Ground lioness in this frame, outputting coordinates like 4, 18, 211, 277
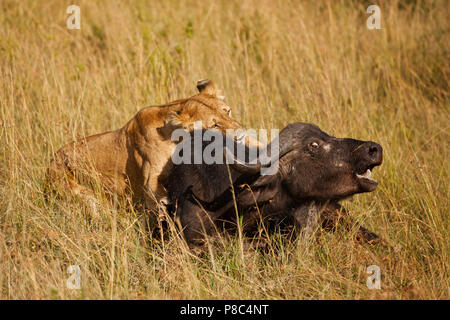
47, 80, 243, 209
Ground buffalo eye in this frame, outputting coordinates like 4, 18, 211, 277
310, 142, 320, 149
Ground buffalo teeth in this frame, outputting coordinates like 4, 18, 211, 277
363, 169, 372, 179
357, 169, 376, 182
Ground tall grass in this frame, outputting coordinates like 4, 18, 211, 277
0, 0, 448, 299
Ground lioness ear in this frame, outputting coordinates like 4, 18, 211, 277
196, 79, 225, 100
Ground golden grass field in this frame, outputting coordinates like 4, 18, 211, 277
0, 0, 448, 299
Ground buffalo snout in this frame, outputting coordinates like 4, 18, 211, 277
361, 141, 383, 165
353, 141, 383, 192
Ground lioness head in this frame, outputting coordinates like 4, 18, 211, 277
162, 79, 242, 135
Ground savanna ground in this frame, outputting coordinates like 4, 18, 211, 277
0, 0, 448, 299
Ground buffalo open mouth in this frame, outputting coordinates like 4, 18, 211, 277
356, 163, 381, 191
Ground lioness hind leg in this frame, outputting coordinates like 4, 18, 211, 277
46, 153, 103, 216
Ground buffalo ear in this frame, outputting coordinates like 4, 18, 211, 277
196, 79, 225, 100
251, 173, 280, 188
237, 174, 281, 206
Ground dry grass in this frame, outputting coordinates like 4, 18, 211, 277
0, 0, 448, 299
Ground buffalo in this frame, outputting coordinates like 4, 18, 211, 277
165, 122, 383, 246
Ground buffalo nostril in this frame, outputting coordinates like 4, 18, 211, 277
367, 143, 382, 162
369, 146, 378, 156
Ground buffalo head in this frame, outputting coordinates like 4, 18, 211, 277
234, 123, 383, 205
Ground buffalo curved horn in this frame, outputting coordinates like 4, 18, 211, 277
224, 147, 261, 175
225, 140, 294, 175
